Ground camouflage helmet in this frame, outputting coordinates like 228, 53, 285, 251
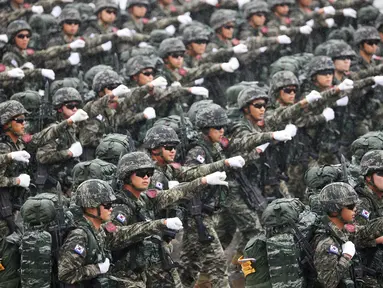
127, 0, 149, 8
7, 20, 32, 40
58, 8, 82, 25
360, 150, 383, 176
95, 133, 132, 164
267, 0, 294, 8
143, 126, 180, 149
117, 152, 155, 180
354, 26, 380, 46
50, 78, 82, 96
351, 132, 383, 164
10, 90, 41, 111
158, 38, 186, 58
92, 70, 122, 93
319, 182, 359, 214
327, 40, 356, 59
187, 99, 213, 125
0, 100, 29, 125
149, 29, 170, 47
182, 25, 210, 45
269, 71, 299, 101
226, 82, 260, 106
328, 26, 355, 43
306, 56, 335, 78
53, 87, 82, 109
357, 6, 380, 26
209, 9, 237, 30
195, 105, 229, 128
75, 179, 116, 208
237, 85, 269, 110
29, 14, 59, 36
84, 65, 113, 86
95, 0, 118, 14
125, 55, 155, 77
376, 13, 383, 31
243, 1, 269, 19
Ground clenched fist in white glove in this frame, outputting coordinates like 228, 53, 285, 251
226, 156, 246, 168
150, 76, 168, 87
112, 85, 130, 97
165, 25, 176, 36
229, 57, 240, 70
177, 13, 192, 24
138, 42, 149, 48
259, 46, 268, 53
69, 39, 85, 49
203, 0, 218, 6
306, 19, 314, 28
205, 171, 228, 186
190, 87, 209, 98
101, 41, 112, 51
51, 6, 62, 17
322, 107, 335, 122
165, 217, 183, 230
69, 142, 83, 157
305, 90, 322, 103
338, 79, 354, 91
31, 5, 44, 14
98, 258, 110, 274
117, 28, 132, 38
143, 107, 156, 119
336, 96, 349, 106
233, 43, 248, 54
323, 6, 336, 15
7, 68, 25, 79
221, 62, 234, 72
11, 151, 30, 163
41, 69, 55, 80
17, 174, 30, 188
325, 18, 335, 28
374, 76, 383, 86
68, 53, 80, 66
343, 8, 356, 18
0, 34, 8, 43
285, 124, 297, 137
277, 35, 291, 44
168, 181, 180, 189
342, 241, 355, 258
273, 130, 292, 142
256, 142, 270, 153
299, 25, 313, 35
21, 62, 34, 70
194, 78, 204, 85
69, 109, 89, 123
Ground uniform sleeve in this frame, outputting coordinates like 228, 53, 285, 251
184, 146, 207, 167
28, 120, 71, 151
180, 63, 222, 86
58, 229, 101, 284
175, 159, 226, 182
350, 64, 383, 81
229, 125, 273, 155
0, 143, 18, 187
36, 140, 71, 165
28, 44, 71, 67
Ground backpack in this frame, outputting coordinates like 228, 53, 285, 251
243, 198, 318, 288
269, 53, 313, 80
95, 133, 135, 165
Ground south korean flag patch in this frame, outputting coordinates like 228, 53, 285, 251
74, 244, 85, 257
328, 245, 339, 255
116, 213, 126, 224
361, 209, 370, 220
196, 155, 205, 163
155, 182, 163, 190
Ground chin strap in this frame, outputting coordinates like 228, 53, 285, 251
84, 206, 103, 221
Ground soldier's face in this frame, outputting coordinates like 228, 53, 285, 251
100, 9, 117, 24
10, 115, 26, 136
340, 204, 356, 223
362, 41, 379, 55
161, 144, 177, 162
249, 99, 267, 121
14, 30, 30, 50
274, 4, 289, 16
12, 0, 24, 4
136, 68, 154, 85
220, 22, 235, 39
299, 0, 312, 7
62, 21, 80, 36
130, 5, 147, 18
167, 53, 184, 69
334, 58, 351, 73
372, 173, 383, 194
190, 41, 207, 55
278, 86, 296, 104
208, 127, 224, 143
130, 170, 153, 190
315, 73, 333, 89
62, 102, 79, 119
100, 203, 113, 221
250, 13, 266, 27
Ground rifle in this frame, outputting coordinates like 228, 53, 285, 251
341, 154, 349, 184
188, 194, 214, 244
175, 102, 188, 164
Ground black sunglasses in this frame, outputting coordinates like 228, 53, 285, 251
102, 203, 113, 210
212, 126, 226, 130
193, 39, 208, 45
13, 118, 26, 124
252, 102, 267, 109
65, 103, 80, 110
223, 25, 235, 30
135, 169, 154, 178
16, 34, 30, 39
364, 40, 380, 46
335, 56, 352, 61
169, 52, 184, 59
282, 87, 297, 94
64, 20, 80, 25
317, 69, 334, 76
254, 12, 266, 17
105, 84, 120, 91
105, 9, 117, 15
375, 171, 383, 177
141, 71, 154, 77
133, 4, 147, 8
163, 144, 177, 151
345, 204, 356, 211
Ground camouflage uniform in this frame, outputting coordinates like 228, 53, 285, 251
150, 0, 205, 18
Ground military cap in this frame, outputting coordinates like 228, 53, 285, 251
125, 55, 155, 77
153, 115, 198, 141
319, 182, 359, 214
243, 1, 269, 19
158, 38, 186, 58
149, 29, 170, 47
183, 25, 210, 45
328, 40, 356, 59
0, 100, 29, 125
195, 105, 229, 128
92, 70, 122, 93
306, 56, 334, 78
53, 87, 82, 109
75, 179, 116, 208
143, 126, 180, 149
209, 9, 237, 30
354, 26, 380, 45
7, 20, 32, 40
10, 91, 41, 111
127, 0, 149, 8
237, 85, 269, 110
95, 0, 118, 14
58, 8, 82, 25
360, 150, 383, 176
357, 6, 380, 26
84, 65, 113, 86
267, 0, 294, 8
117, 152, 155, 180
269, 71, 299, 102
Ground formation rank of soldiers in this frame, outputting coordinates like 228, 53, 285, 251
1, 0, 383, 287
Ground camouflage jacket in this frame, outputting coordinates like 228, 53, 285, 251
150, 0, 204, 18
122, 17, 178, 34
354, 185, 383, 226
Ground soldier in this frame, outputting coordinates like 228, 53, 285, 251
351, 26, 381, 71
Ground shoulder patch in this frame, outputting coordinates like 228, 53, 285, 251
22, 134, 32, 143
23, 3, 31, 8
146, 189, 158, 198
196, 155, 205, 163
155, 182, 163, 190
284, 17, 292, 25
96, 114, 103, 121
104, 222, 117, 232
142, 18, 149, 24
328, 245, 339, 255
170, 5, 177, 12
344, 224, 355, 233
112, 27, 118, 32
10, 59, 18, 68
26, 49, 35, 56
74, 244, 85, 256
361, 209, 370, 220
178, 68, 188, 76
116, 213, 126, 224
0, 64, 5, 72
261, 26, 269, 34
232, 38, 240, 46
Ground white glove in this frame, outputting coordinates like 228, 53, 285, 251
69, 109, 89, 123
205, 171, 228, 187
227, 156, 245, 168
117, 28, 132, 38
68, 52, 80, 66
7, 68, 25, 79
143, 107, 156, 119
325, 18, 335, 28
306, 19, 314, 27
20, 62, 34, 70
51, 5, 62, 17
237, 0, 250, 9
336, 96, 349, 106
61, 0, 75, 2
112, 85, 130, 97
338, 79, 354, 91
0, 34, 8, 43
273, 130, 292, 141
41, 69, 55, 80
259, 46, 268, 53
69, 39, 86, 50
256, 142, 270, 153
277, 35, 291, 44
165, 25, 176, 36
17, 174, 30, 188
171, 81, 182, 87
98, 258, 110, 274
322, 107, 335, 122
168, 180, 180, 189
299, 25, 313, 35
101, 41, 112, 51
119, 0, 128, 10
204, 0, 218, 6
177, 13, 192, 24
31, 5, 44, 14
323, 6, 336, 15
190, 87, 209, 98
343, 8, 356, 18
233, 43, 248, 54
305, 90, 322, 103
138, 42, 149, 48
69, 142, 83, 158
150, 76, 168, 87
279, 25, 288, 31
11, 151, 30, 163
165, 217, 183, 230
221, 62, 234, 73
194, 78, 204, 85
342, 241, 355, 258
229, 57, 240, 70
374, 76, 383, 86
285, 124, 297, 137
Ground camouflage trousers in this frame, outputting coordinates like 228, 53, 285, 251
179, 215, 230, 288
